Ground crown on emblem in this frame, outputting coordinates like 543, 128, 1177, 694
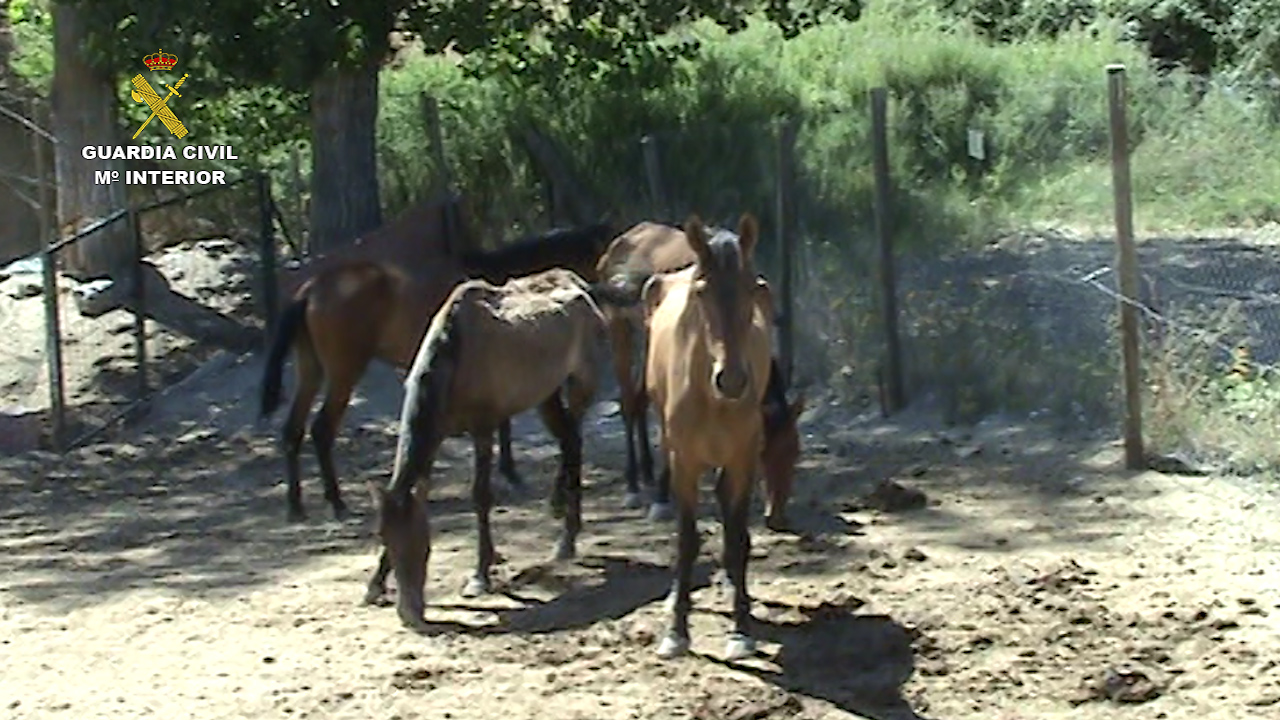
143, 49, 178, 72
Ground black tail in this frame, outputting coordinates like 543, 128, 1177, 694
259, 296, 310, 418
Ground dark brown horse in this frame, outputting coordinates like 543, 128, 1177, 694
364, 268, 633, 628
596, 221, 804, 529
259, 222, 618, 522
643, 213, 774, 660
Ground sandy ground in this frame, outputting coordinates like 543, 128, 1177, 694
2, 350, 1280, 720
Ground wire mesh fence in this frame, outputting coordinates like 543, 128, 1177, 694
27, 174, 277, 451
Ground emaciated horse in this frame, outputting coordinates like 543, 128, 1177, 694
596, 221, 804, 529
364, 268, 632, 629
643, 213, 774, 660
259, 222, 618, 522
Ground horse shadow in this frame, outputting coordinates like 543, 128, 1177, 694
402, 554, 712, 636
694, 598, 933, 720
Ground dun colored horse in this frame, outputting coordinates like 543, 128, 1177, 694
596, 221, 804, 529
643, 213, 774, 660
364, 268, 631, 629
259, 223, 617, 522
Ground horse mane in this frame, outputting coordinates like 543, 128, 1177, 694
385, 285, 470, 501
460, 223, 618, 281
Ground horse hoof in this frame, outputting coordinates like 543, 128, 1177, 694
363, 589, 392, 607
622, 492, 644, 509
764, 513, 789, 532
286, 507, 307, 523
647, 502, 673, 522
460, 576, 490, 598
398, 612, 430, 633
656, 634, 691, 659
332, 503, 351, 521
724, 633, 757, 661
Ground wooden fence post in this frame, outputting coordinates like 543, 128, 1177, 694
774, 117, 798, 385
1106, 64, 1146, 470
421, 93, 463, 253
640, 134, 670, 220
287, 143, 305, 254
31, 96, 65, 450
870, 87, 906, 413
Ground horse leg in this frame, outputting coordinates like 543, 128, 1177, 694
363, 548, 393, 606
612, 319, 644, 509
496, 417, 525, 492
537, 393, 582, 560
657, 455, 702, 659
310, 370, 360, 521
648, 404, 675, 523
461, 428, 497, 598
716, 465, 757, 661
636, 385, 656, 487
648, 464, 674, 522
281, 342, 322, 523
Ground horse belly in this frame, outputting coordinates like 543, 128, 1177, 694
463, 319, 586, 419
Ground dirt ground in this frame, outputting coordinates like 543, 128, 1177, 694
2, 348, 1279, 720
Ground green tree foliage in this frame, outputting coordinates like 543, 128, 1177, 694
936, 0, 1280, 78
413, 1, 863, 95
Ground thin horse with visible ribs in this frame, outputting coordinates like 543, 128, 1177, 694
643, 213, 775, 660
259, 221, 618, 523
596, 221, 804, 529
364, 268, 637, 629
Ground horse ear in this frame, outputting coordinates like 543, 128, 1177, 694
683, 214, 712, 267
737, 213, 759, 260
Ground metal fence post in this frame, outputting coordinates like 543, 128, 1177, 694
258, 171, 279, 344
129, 204, 147, 400
31, 95, 66, 450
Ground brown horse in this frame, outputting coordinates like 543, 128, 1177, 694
259, 222, 618, 522
596, 221, 804, 528
643, 213, 774, 661
364, 268, 630, 629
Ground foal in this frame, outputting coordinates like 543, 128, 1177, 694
643, 213, 774, 660
364, 269, 619, 629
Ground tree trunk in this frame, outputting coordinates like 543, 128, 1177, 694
51, 1, 130, 280
0, 0, 14, 77
307, 61, 382, 253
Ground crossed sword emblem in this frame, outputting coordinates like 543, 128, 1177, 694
131, 73, 190, 139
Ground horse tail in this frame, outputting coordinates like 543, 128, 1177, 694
259, 294, 310, 419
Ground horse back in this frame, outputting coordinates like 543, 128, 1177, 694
446, 269, 604, 423
596, 221, 697, 282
